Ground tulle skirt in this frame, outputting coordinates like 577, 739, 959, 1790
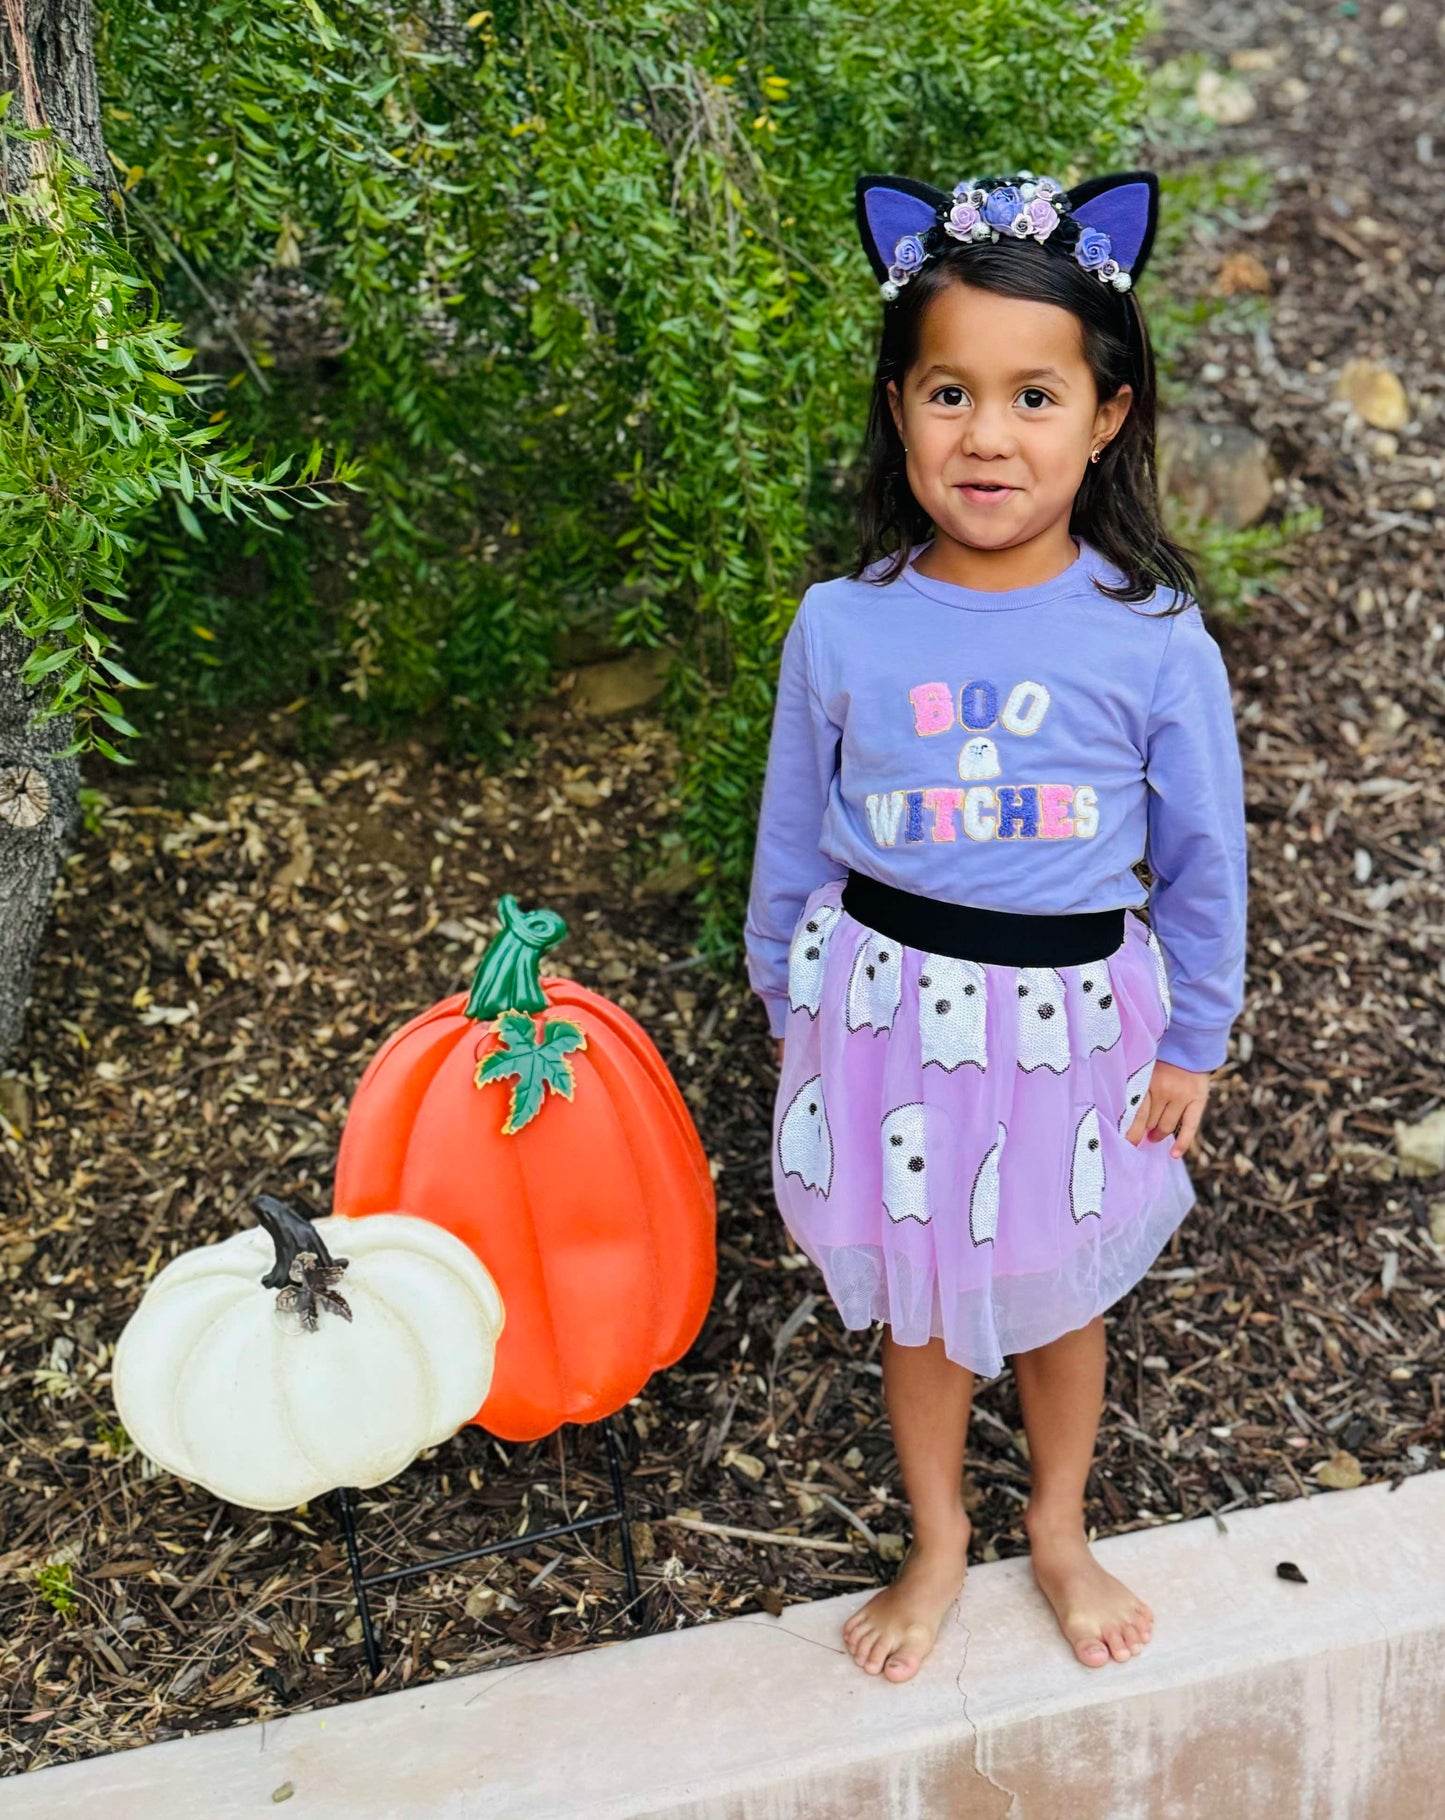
771, 876, 1196, 1379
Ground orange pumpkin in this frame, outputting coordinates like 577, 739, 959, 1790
332, 894, 717, 1442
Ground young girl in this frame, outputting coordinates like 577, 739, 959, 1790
743, 166, 1247, 1684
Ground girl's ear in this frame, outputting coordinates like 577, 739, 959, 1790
1065, 170, 1160, 283
855, 174, 951, 283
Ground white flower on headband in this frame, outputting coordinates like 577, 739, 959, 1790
876, 170, 1135, 299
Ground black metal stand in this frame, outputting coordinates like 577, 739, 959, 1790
331, 1415, 642, 1677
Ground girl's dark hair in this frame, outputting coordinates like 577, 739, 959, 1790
849, 238, 1198, 616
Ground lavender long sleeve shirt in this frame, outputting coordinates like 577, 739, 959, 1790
743, 539, 1248, 1072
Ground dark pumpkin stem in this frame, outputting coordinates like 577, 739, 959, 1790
464, 893, 568, 1021
254, 1192, 340, 1290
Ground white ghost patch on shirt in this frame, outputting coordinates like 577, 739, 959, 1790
777, 1073, 834, 1196
957, 735, 1000, 781
969, 1119, 1007, 1246
1118, 1059, 1154, 1136
1144, 924, 1173, 1026
1074, 960, 1122, 1056
788, 901, 842, 1019
846, 930, 903, 1034
1069, 1104, 1105, 1222
881, 1101, 930, 1225
1015, 967, 1071, 1074
919, 953, 989, 1072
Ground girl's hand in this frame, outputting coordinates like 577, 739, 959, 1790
1124, 1059, 1210, 1159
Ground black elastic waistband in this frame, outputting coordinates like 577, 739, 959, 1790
840, 869, 1125, 967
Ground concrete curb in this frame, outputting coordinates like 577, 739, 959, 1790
5, 1472, 1443, 1818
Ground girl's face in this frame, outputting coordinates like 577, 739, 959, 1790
887, 280, 1133, 558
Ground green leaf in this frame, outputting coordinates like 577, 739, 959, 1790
474, 1011, 587, 1133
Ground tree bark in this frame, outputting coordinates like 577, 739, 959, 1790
0, 629, 80, 1057
0, 0, 103, 1060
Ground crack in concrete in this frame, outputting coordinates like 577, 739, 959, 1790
951, 1594, 1020, 1816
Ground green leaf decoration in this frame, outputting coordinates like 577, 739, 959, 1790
474, 1008, 588, 1135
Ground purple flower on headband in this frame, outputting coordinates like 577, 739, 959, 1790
891, 233, 927, 273
1075, 226, 1113, 271
982, 186, 1023, 229
946, 200, 980, 236
1024, 197, 1059, 238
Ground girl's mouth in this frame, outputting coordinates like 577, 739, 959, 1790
956, 483, 1016, 504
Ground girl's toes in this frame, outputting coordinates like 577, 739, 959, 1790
1121, 1620, 1144, 1654
864, 1633, 893, 1675
883, 1649, 922, 1682
1075, 1635, 1110, 1667
1104, 1627, 1130, 1662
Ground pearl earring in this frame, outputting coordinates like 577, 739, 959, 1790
1090, 445, 1102, 463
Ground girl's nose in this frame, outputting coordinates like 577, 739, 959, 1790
960, 404, 1016, 456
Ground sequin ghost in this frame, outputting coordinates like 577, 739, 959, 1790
847, 930, 903, 1034
788, 901, 843, 1019
1074, 960, 1122, 1056
969, 1120, 1007, 1246
1118, 1059, 1154, 1136
880, 1101, 930, 1225
1015, 967, 1072, 1074
919, 953, 989, 1072
1069, 1104, 1105, 1222
777, 1073, 834, 1196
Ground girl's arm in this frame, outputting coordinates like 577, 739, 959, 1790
743, 593, 846, 1039
1142, 602, 1249, 1073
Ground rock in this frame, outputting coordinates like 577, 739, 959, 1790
1314, 1450, 1364, 1491
1334, 360, 1410, 431
1395, 1107, 1445, 1178
1194, 69, 1257, 124
1228, 46, 1285, 73
1213, 251, 1271, 296
1158, 417, 1276, 531
567, 648, 672, 717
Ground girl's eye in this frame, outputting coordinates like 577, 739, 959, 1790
927, 384, 1054, 408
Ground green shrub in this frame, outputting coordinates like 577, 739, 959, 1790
76, 0, 1156, 967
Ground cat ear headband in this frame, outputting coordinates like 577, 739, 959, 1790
856, 168, 1159, 302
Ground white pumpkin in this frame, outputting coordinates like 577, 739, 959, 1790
112, 1196, 505, 1512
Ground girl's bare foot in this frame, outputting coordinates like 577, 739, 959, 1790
1023, 1506, 1154, 1668
841, 1514, 971, 1682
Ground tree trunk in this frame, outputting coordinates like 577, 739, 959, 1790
0, 0, 103, 1060
0, 629, 80, 1056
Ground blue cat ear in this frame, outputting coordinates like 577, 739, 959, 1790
855, 174, 950, 283
1065, 170, 1160, 281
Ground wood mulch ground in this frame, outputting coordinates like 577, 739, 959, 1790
2, 0, 1443, 1776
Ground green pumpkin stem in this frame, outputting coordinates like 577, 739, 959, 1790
464, 894, 568, 1020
